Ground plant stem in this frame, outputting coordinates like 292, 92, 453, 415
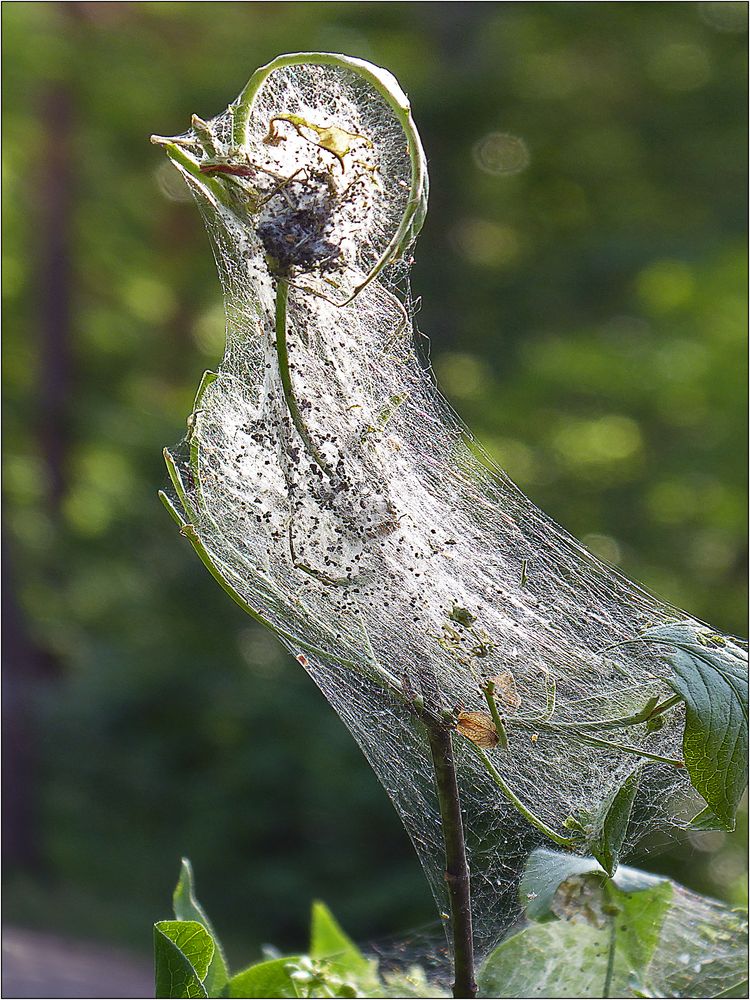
602, 913, 617, 999
274, 279, 335, 478
515, 694, 682, 734
482, 681, 509, 750
568, 731, 684, 769
465, 739, 575, 850
423, 715, 477, 999
414, 662, 476, 999
150, 140, 233, 209
647, 693, 683, 720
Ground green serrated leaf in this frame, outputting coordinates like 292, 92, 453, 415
589, 766, 642, 876
226, 956, 302, 998
310, 901, 373, 980
173, 858, 229, 996
154, 920, 213, 998
645, 623, 748, 830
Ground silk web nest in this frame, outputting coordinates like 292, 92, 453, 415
154, 54, 747, 966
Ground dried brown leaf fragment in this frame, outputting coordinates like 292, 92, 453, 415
457, 711, 499, 748
489, 671, 521, 711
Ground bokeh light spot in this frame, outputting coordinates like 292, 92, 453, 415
513, 51, 581, 100
648, 42, 711, 92
636, 259, 694, 313
453, 218, 522, 269
582, 533, 623, 565
552, 415, 643, 466
435, 352, 492, 400
486, 437, 540, 485
63, 487, 114, 538
193, 303, 227, 357
122, 274, 177, 324
473, 132, 530, 176
645, 476, 727, 525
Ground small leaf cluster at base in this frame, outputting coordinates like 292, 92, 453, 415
154, 859, 444, 998
155, 856, 747, 999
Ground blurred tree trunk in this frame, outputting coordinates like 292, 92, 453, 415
2, 14, 76, 866
1, 543, 56, 868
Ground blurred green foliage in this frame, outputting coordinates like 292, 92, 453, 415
2, 1, 746, 963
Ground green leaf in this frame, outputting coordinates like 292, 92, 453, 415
172, 858, 229, 996
689, 805, 729, 831
226, 957, 301, 999
588, 766, 642, 876
154, 920, 214, 998
505, 851, 750, 997
646, 623, 748, 830
520, 849, 609, 922
655, 902, 748, 998
476, 922, 589, 997
173, 859, 212, 927
309, 901, 373, 979
479, 879, 672, 999
485, 855, 673, 998
715, 979, 749, 999
520, 848, 665, 922
477, 918, 618, 998
613, 880, 673, 973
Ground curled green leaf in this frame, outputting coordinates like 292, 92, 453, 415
172, 858, 229, 996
